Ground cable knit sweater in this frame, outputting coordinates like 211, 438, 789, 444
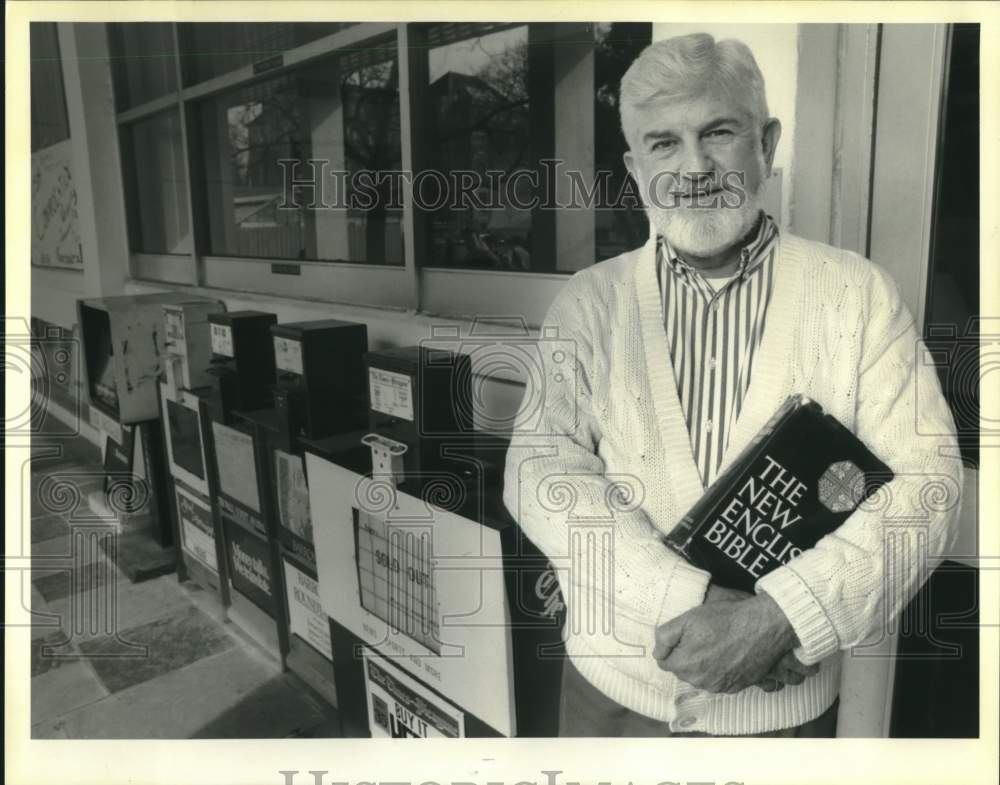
502, 232, 963, 735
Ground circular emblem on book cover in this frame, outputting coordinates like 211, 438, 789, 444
819, 460, 866, 513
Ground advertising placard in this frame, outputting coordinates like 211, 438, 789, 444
364, 650, 464, 738
284, 558, 332, 660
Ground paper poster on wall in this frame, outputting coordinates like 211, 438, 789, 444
31, 138, 83, 269
364, 651, 464, 738
176, 484, 217, 574
275, 449, 311, 541
283, 559, 332, 660
211, 422, 260, 512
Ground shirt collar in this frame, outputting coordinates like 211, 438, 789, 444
658, 212, 779, 283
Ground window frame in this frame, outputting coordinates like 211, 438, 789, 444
111, 21, 605, 324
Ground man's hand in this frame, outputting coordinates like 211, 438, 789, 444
701, 584, 818, 692
653, 591, 803, 694
705, 583, 753, 604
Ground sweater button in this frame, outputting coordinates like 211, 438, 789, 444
677, 715, 698, 728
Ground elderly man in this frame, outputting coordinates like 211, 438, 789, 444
503, 33, 962, 737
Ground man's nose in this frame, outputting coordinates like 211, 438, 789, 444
679, 142, 715, 188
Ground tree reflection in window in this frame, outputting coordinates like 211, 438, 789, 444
426, 24, 534, 271
202, 41, 402, 264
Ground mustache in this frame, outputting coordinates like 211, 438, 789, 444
641, 166, 765, 203
668, 186, 725, 198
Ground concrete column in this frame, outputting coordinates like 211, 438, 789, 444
60, 23, 131, 299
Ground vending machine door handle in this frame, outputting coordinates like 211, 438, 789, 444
361, 432, 408, 486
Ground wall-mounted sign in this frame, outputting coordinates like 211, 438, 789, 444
284, 558, 332, 660
364, 649, 465, 738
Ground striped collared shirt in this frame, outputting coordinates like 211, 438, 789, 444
656, 212, 779, 486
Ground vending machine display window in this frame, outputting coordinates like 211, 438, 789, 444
167, 399, 204, 478
212, 420, 261, 516
159, 385, 211, 498
275, 449, 311, 542
175, 483, 217, 576
79, 304, 118, 416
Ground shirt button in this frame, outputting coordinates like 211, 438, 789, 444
708, 356, 717, 370
705, 420, 714, 433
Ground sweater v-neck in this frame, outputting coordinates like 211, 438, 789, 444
632, 232, 804, 512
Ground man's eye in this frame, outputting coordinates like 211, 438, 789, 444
651, 139, 676, 152
705, 129, 734, 140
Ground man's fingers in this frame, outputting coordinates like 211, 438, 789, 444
704, 584, 754, 604
762, 653, 818, 687
780, 653, 819, 678
757, 677, 785, 693
774, 667, 805, 686
652, 619, 684, 660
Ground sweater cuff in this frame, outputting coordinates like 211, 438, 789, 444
756, 566, 839, 665
656, 558, 711, 625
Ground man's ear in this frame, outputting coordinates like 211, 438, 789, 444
761, 118, 782, 174
623, 149, 637, 183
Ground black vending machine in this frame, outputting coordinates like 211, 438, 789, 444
237, 319, 369, 707
201, 310, 283, 656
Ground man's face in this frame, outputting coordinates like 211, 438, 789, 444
623, 86, 781, 258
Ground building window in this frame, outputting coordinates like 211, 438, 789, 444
105, 22, 664, 319
420, 23, 554, 272
108, 23, 178, 111
195, 37, 402, 264
30, 22, 71, 151
121, 109, 192, 255
177, 23, 353, 86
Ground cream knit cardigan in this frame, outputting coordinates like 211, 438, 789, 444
503, 232, 963, 735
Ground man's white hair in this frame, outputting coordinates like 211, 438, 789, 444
620, 33, 769, 149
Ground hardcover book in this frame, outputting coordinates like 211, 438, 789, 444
664, 394, 894, 593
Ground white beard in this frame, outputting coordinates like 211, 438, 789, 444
647, 158, 768, 258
